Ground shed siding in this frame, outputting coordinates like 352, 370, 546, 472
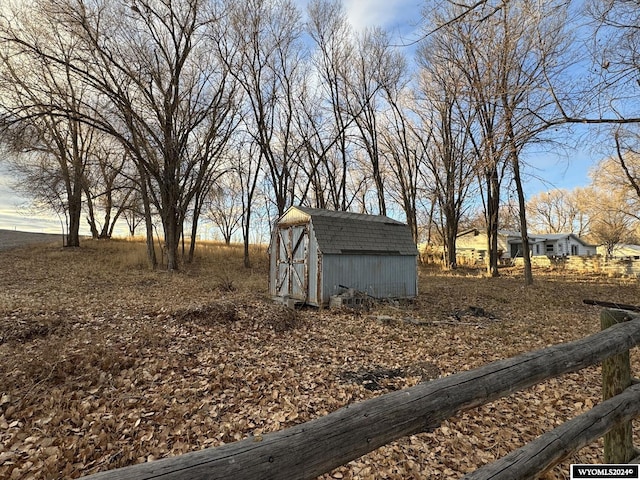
268, 229, 278, 297
307, 225, 320, 306
321, 254, 417, 305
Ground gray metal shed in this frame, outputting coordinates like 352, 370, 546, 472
268, 206, 419, 306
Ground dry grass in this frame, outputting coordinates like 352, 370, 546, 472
1, 240, 640, 479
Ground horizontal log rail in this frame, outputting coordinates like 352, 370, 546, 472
82, 316, 640, 480
583, 299, 640, 313
464, 383, 640, 480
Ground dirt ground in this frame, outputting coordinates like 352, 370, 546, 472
1, 239, 640, 479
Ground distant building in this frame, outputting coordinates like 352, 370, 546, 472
268, 206, 418, 307
456, 229, 597, 264
596, 244, 640, 259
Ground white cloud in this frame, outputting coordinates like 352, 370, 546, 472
0, 169, 63, 234
296, 0, 422, 44
342, 0, 422, 37
0, 169, 27, 206
0, 209, 63, 234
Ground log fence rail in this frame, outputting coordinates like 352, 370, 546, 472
82, 309, 640, 480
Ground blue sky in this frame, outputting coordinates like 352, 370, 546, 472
314, 0, 600, 198
0, 0, 600, 235
341, 0, 424, 41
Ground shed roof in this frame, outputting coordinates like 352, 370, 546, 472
279, 206, 418, 256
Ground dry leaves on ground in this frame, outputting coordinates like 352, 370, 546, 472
1, 240, 639, 479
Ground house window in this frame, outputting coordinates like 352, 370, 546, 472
571, 245, 578, 255
535, 245, 540, 255
546, 244, 554, 253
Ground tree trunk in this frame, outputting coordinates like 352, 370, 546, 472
139, 168, 157, 269
502, 83, 533, 284
243, 209, 252, 268
66, 189, 83, 247
406, 204, 418, 245
163, 208, 180, 271
445, 221, 457, 269
107, 204, 126, 239
188, 211, 199, 264
512, 157, 533, 285
84, 188, 100, 239
99, 190, 113, 239
486, 169, 500, 277
372, 158, 386, 216
187, 185, 207, 264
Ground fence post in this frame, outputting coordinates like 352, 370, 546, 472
601, 308, 635, 463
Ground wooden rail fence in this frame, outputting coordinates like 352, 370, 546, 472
82, 309, 640, 480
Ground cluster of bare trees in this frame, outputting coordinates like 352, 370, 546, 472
527, 155, 640, 257
0, 0, 639, 277
529, 0, 640, 259
0, 0, 237, 270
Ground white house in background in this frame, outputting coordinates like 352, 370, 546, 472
527, 233, 598, 257
456, 229, 597, 263
596, 244, 640, 259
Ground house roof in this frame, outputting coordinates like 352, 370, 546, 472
516, 232, 595, 247
279, 206, 418, 256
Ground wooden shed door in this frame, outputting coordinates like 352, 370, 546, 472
276, 225, 308, 300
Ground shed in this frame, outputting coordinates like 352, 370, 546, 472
268, 206, 419, 306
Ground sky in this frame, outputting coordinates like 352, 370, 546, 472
0, 166, 68, 234
0, 0, 601, 235
335, 0, 601, 195
341, 0, 424, 42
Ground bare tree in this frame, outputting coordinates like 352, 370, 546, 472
580, 0, 640, 123
420, 0, 569, 281
527, 189, 583, 235
537, 1, 640, 237
206, 173, 243, 245
0, 4, 102, 247
294, 78, 365, 212
120, 189, 146, 237
234, 139, 264, 268
307, 0, 355, 212
217, 0, 306, 217
584, 186, 637, 256
83, 140, 135, 239
600, 128, 640, 220
416, 37, 477, 269
346, 28, 404, 216
496, 0, 570, 284
379, 86, 424, 243
589, 151, 640, 232
426, 1, 511, 276
1, 0, 239, 270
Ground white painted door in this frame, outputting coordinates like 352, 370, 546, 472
276, 225, 308, 300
